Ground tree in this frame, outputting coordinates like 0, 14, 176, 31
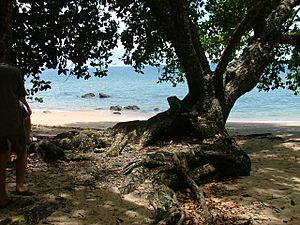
3, 1, 299, 223
6, 0, 299, 139
109, 0, 300, 147
107, 2, 300, 222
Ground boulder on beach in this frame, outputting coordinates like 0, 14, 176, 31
110, 105, 122, 111
99, 93, 111, 98
124, 105, 140, 111
81, 93, 96, 98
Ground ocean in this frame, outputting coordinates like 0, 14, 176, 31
25, 66, 300, 122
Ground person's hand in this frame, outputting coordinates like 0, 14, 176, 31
27, 107, 32, 116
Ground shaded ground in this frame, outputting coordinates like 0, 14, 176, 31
0, 124, 299, 225
181, 132, 300, 225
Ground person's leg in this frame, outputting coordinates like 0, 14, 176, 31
9, 135, 27, 193
0, 138, 11, 205
15, 144, 27, 193
15, 145, 34, 195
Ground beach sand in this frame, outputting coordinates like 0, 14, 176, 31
31, 109, 300, 137
31, 109, 153, 129
1, 109, 299, 224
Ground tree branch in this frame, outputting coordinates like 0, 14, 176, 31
213, 5, 264, 101
223, 0, 298, 118
145, 0, 209, 106
279, 32, 300, 46
214, 6, 264, 79
291, 0, 300, 7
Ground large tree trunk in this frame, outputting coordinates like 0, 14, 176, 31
110, 0, 296, 151
110, 90, 226, 153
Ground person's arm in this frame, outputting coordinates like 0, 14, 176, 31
19, 96, 32, 116
15, 67, 32, 116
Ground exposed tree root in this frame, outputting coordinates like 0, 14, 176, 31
120, 136, 251, 224
173, 153, 216, 225
109, 96, 193, 155
150, 183, 185, 225
111, 95, 250, 223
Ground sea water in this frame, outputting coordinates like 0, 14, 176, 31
25, 66, 300, 122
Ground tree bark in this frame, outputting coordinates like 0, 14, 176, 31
173, 153, 216, 225
110, 0, 298, 155
120, 134, 250, 223
222, 0, 298, 119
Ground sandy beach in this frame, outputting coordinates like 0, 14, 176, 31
1, 108, 299, 224
31, 109, 154, 129
31, 108, 300, 136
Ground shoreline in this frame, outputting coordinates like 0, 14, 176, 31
31, 108, 154, 129
31, 108, 300, 137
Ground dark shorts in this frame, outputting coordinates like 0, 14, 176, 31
0, 135, 26, 154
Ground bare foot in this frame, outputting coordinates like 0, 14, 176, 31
16, 186, 35, 196
16, 184, 27, 193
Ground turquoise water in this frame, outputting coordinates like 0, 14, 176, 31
25, 66, 300, 122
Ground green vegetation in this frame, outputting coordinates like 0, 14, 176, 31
1, 0, 299, 95
1, 0, 299, 140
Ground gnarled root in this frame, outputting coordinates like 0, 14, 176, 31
120, 137, 250, 224
109, 96, 189, 155
173, 153, 216, 225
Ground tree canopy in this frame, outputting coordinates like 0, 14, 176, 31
3, 3, 299, 222
11, 0, 118, 95
6, 0, 300, 96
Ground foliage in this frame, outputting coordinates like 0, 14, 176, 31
10, 0, 300, 95
13, 0, 119, 94
258, 5, 300, 95
112, 0, 300, 93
